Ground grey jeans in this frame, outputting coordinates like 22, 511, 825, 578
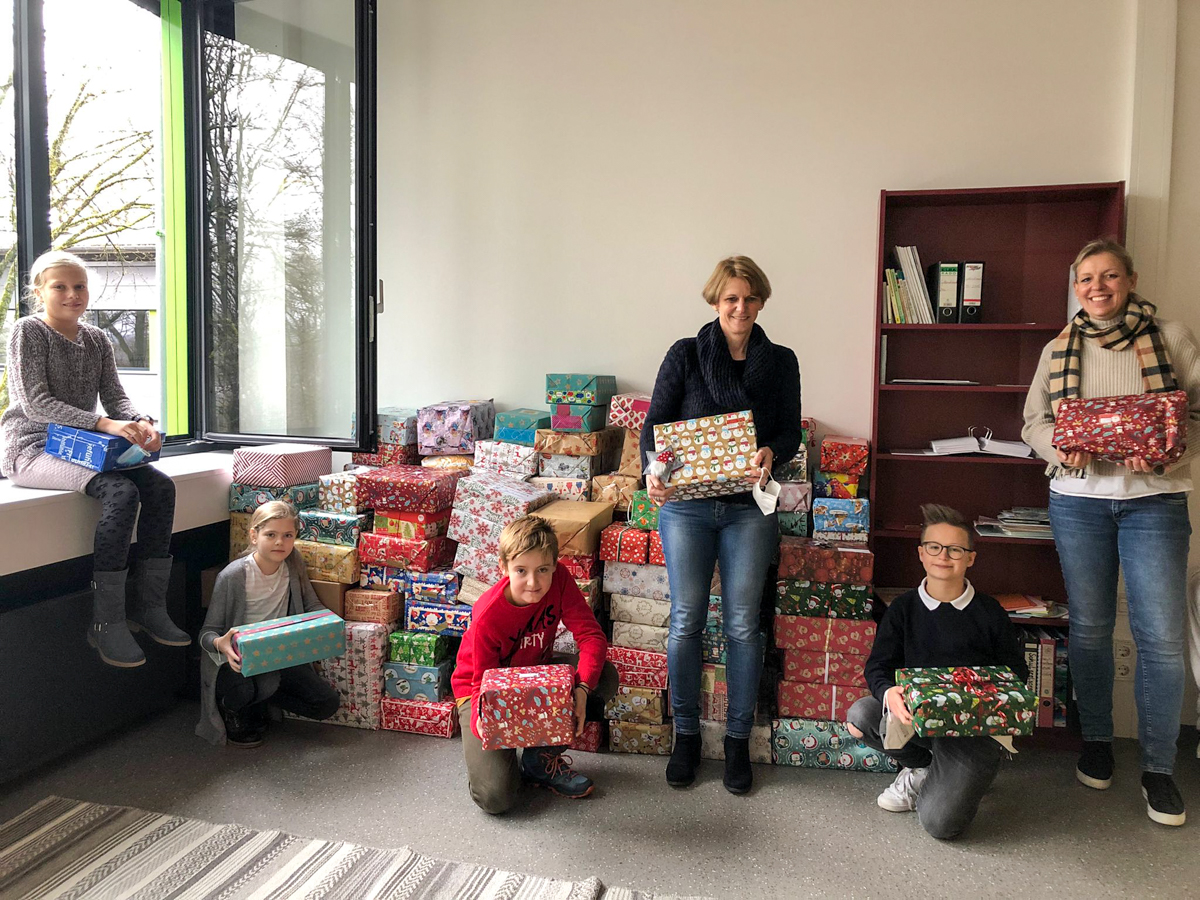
847, 695, 1003, 840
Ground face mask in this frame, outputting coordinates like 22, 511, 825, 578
116, 443, 150, 466
752, 471, 780, 516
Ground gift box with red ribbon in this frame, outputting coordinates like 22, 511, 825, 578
897, 666, 1037, 737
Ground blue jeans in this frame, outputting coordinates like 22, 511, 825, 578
658, 498, 778, 738
1048, 490, 1191, 774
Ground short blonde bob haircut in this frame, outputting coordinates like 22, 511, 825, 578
25, 249, 89, 311
702, 255, 772, 308
498, 515, 559, 567
1073, 238, 1135, 277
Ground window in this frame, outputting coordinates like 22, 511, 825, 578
0, 1, 17, 389
85, 310, 152, 370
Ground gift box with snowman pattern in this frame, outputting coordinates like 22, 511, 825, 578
650, 411, 758, 502
897, 666, 1037, 737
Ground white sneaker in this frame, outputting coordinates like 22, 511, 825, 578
877, 766, 929, 812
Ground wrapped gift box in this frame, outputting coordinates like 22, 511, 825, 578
781, 649, 868, 686
629, 491, 659, 530
529, 476, 592, 501
383, 660, 453, 701
358, 532, 455, 572
232, 443, 331, 488
317, 472, 366, 515
814, 471, 860, 499
775, 615, 876, 655
406, 599, 472, 636
551, 403, 609, 433
358, 465, 462, 513
229, 511, 251, 559
1052, 390, 1189, 465
344, 588, 402, 627
779, 537, 874, 584
537, 454, 598, 479
702, 632, 727, 665
421, 454, 474, 471
590, 473, 641, 511
599, 523, 650, 564
297, 540, 360, 585
454, 471, 554, 525
576, 577, 601, 610
775, 445, 809, 482
380, 697, 459, 737
352, 442, 420, 468
779, 481, 813, 514
771, 718, 898, 772
705, 595, 723, 633
612, 621, 668, 653
648, 530, 665, 566
700, 663, 728, 722
777, 681, 870, 719
360, 564, 407, 594
232, 610, 345, 676
373, 508, 451, 540
538, 499, 614, 556
897, 666, 1038, 737
44, 425, 162, 472
288, 621, 387, 729
607, 645, 668, 689
229, 481, 319, 513
298, 510, 371, 547
388, 630, 451, 665
553, 622, 578, 655
447, 508, 505, 558
820, 435, 870, 476
417, 399, 496, 456
775, 579, 872, 619
458, 576, 490, 606
472, 440, 539, 478
494, 408, 553, 446
559, 554, 598, 580
604, 686, 665, 724
311, 580, 349, 617
375, 406, 419, 445
478, 664, 576, 750
610, 721, 673, 755
812, 498, 870, 534
569, 720, 603, 753
652, 411, 757, 501
700, 720, 773, 763
813, 531, 868, 544
610, 594, 671, 628
617, 428, 643, 477
800, 417, 817, 447
778, 512, 808, 537
603, 562, 670, 600
545, 373, 618, 406
535, 426, 622, 460
407, 570, 460, 603
608, 392, 652, 432
453, 543, 504, 582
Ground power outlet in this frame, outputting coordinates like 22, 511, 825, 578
1113, 639, 1136, 681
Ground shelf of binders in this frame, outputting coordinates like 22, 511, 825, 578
875, 452, 1045, 466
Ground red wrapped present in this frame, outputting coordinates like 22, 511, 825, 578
819, 435, 870, 476
359, 532, 456, 572
606, 645, 668, 689
358, 465, 462, 513
775, 615, 876, 655
648, 530, 665, 567
559, 554, 599, 580
373, 508, 451, 540
477, 664, 576, 750
778, 537, 874, 584
781, 649, 868, 686
608, 392, 652, 432
599, 523, 650, 564
569, 720, 604, 753
352, 442, 419, 468
777, 681, 870, 719
1052, 390, 1188, 466
232, 443, 332, 488
344, 588, 402, 626
380, 697, 460, 737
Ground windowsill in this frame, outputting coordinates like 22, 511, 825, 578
0, 451, 234, 576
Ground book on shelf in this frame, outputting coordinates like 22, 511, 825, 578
880, 252, 987, 325
1016, 624, 1069, 728
958, 261, 985, 323
929, 261, 960, 323
893, 247, 935, 323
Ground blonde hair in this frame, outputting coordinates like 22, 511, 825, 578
246, 501, 299, 555
25, 250, 89, 311
498, 515, 558, 566
919, 503, 974, 551
701, 256, 772, 308
1073, 239, 1134, 277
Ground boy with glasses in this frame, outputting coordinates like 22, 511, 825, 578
845, 504, 1028, 839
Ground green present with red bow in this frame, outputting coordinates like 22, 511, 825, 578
897, 666, 1037, 738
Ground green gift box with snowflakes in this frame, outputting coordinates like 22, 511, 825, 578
897, 666, 1037, 738
775, 579, 871, 619
388, 630, 452, 666
383, 660, 453, 701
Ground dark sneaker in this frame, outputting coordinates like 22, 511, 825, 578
220, 705, 264, 749
1076, 740, 1114, 790
665, 731, 702, 788
1141, 773, 1186, 826
520, 749, 594, 799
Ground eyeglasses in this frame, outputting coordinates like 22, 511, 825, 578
919, 541, 970, 560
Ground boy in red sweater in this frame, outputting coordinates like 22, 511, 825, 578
453, 515, 617, 814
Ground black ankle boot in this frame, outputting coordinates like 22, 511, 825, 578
723, 735, 752, 794
665, 731, 702, 787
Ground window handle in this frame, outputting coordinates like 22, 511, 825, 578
377, 278, 385, 314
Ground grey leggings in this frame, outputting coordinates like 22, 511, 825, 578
84, 466, 176, 571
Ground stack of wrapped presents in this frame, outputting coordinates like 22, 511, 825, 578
774, 416, 817, 537
532, 374, 623, 503
813, 433, 870, 543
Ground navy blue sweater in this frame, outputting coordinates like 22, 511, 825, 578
640, 320, 802, 502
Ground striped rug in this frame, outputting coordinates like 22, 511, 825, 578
0, 797, 695, 900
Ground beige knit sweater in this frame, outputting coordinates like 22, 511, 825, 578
1022, 317, 1200, 493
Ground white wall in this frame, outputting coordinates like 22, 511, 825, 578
376, 0, 1135, 436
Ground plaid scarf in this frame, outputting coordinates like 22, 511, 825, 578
1048, 294, 1176, 414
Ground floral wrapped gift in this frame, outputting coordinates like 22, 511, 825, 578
897, 666, 1037, 738
453, 471, 554, 525
819, 435, 870, 476
447, 507, 505, 558
477, 664, 576, 750
775, 579, 871, 619
453, 543, 504, 583
771, 718, 898, 772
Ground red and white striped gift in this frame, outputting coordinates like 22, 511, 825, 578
232, 443, 333, 488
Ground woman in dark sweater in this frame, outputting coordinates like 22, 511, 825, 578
641, 256, 801, 794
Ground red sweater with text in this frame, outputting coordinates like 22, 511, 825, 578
452, 565, 607, 739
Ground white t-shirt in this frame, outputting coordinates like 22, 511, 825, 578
243, 556, 289, 625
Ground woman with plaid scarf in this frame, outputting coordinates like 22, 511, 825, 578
1023, 239, 1200, 827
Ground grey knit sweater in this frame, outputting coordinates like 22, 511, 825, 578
0, 316, 140, 476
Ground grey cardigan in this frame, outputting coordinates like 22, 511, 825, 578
196, 548, 325, 745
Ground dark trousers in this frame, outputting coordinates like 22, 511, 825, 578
215, 663, 340, 722
460, 654, 618, 815
847, 695, 1003, 840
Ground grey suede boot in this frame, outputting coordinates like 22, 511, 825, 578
127, 556, 191, 647
87, 570, 146, 668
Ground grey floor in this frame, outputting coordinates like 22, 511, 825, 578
2, 706, 1198, 900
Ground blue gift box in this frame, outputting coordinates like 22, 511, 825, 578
232, 610, 346, 676
229, 482, 320, 513
383, 660, 453, 701
495, 408, 552, 446
545, 374, 617, 407
407, 570, 460, 603
45, 424, 161, 472
811, 498, 870, 534
406, 599, 472, 636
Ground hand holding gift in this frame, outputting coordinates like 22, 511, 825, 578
214, 627, 242, 673
885, 684, 912, 725
744, 446, 774, 483
575, 684, 589, 737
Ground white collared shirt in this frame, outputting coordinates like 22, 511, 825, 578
917, 577, 974, 611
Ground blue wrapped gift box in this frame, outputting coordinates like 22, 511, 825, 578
494, 408, 552, 446
383, 660, 453, 701
45, 424, 161, 472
